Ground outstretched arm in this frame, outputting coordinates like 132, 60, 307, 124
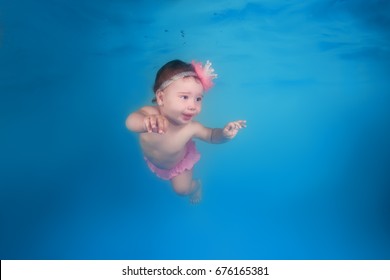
194, 120, 246, 144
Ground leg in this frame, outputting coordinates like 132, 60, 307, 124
170, 169, 202, 204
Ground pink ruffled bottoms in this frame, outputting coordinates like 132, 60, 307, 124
144, 140, 201, 180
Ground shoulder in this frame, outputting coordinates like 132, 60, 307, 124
189, 121, 204, 131
191, 121, 212, 142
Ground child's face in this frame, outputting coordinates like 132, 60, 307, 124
158, 77, 204, 125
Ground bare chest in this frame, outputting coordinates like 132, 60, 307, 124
140, 128, 194, 168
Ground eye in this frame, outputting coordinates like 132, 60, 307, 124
179, 95, 188, 100
196, 97, 203, 102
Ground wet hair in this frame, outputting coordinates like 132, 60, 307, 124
152, 59, 195, 103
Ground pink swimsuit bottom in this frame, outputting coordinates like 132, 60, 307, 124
144, 140, 201, 180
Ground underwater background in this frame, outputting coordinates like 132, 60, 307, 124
1, 0, 389, 259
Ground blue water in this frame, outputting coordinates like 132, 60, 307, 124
1, 0, 389, 259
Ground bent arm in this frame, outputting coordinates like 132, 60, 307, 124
125, 106, 156, 133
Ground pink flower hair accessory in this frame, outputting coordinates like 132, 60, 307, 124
191, 60, 218, 91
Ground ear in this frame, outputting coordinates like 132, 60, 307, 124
156, 90, 164, 106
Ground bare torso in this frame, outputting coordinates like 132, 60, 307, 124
140, 122, 196, 169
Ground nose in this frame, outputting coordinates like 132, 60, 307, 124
187, 100, 196, 111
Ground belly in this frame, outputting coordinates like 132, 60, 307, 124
140, 134, 187, 169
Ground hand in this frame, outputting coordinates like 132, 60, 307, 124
144, 114, 168, 134
222, 120, 247, 139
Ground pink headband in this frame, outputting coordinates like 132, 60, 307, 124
158, 60, 218, 92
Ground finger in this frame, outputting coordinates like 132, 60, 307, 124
155, 117, 162, 133
156, 116, 166, 134
225, 122, 234, 131
144, 117, 152, 132
224, 127, 235, 137
231, 122, 241, 130
232, 120, 246, 129
234, 120, 246, 127
151, 116, 160, 133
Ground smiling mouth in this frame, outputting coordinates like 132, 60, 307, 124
182, 114, 194, 120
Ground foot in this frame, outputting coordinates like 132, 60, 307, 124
190, 180, 202, 204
